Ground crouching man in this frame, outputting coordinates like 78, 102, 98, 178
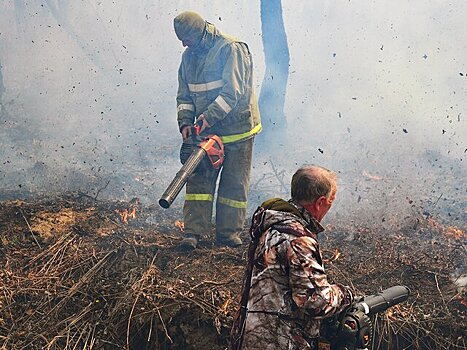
231, 165, 354, 350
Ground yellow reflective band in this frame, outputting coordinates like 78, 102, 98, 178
185, 193, 214, 201
218, 196, 247, 209
220, 123, 262, 144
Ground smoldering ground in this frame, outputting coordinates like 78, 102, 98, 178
0, 3, 466, 349
0, 1, 465, 227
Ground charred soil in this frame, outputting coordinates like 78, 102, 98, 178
0, 193, 465, 349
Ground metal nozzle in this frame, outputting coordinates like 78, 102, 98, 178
158, 147, 206, 208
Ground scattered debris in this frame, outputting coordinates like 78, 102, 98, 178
0, 193, 465, 349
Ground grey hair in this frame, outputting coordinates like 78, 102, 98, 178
291, 165, 337, 203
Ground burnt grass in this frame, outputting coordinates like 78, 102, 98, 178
0, 192, 465, 350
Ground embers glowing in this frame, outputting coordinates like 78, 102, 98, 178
175, 220, 185, 231
427, 218, 465, 240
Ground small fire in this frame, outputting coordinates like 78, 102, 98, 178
427, 218, 465, 241
330, 249, 341, 262
175, 220, 185, 231
114, 198, 139, 224
324, 249, 342, 263
444, 226, 465, 240
362, 170, 383, 181
115, 207, 137, 224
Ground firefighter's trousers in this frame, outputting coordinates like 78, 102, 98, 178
183, 137, 254, 240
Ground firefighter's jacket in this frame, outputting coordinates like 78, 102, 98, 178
235, 198, 353, 350
176, 23, 261, 144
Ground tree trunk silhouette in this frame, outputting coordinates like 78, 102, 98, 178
258, 0, 290, 143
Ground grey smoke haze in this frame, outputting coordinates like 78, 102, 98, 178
0, 1, 465, 227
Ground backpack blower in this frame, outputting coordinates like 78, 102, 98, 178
159, 121, 224, 209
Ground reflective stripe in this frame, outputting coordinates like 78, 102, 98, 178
215, 95, 232, 114
218, 196, 247, 209
185, 193, 213, 201
220, 123, 262, 144
188, 79, 223, 92
177, 103, 195, 112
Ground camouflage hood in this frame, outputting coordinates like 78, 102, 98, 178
249, 198, 324, 241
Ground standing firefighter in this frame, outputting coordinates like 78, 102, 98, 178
231, 166, 354, 350
173, 11, 261, 249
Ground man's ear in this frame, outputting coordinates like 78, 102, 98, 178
315, 196, 327, 208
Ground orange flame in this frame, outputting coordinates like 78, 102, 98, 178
331, 249, 341, 262
444, 226, 465, 240
324, 249, 341, 263
175, 220, 185, 231
427, 218, 465, 240
362, 170, 383, 181
115, 207, 137, 224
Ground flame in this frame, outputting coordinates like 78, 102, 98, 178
324, 249, 341, 263
444, 226, 465, 240
427, 218, 465, 240
362, 170, 383, 181
115, 207, 137, 224
331, 249, 341, 262
175, 220, 185, 231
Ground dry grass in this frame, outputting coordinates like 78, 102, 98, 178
0, 193, 465, 349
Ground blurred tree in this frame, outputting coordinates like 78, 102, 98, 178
258, 0, 289, 143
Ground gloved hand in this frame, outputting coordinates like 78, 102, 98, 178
196, 114, 211, 133
343, 287, 354, 306
181, 125, 192, 141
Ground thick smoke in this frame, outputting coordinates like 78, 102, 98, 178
0, 1, 465, 227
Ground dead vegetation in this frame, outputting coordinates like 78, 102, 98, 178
0, 192, 465, 349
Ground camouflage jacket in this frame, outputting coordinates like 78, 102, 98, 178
234, 198, 353, 350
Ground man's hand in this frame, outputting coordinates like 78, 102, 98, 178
181, 125, 192, 141
196, 114, 211, 133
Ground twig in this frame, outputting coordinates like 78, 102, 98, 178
434, 274, 449, 313
433, 193, 443, 207
269, 159, 288, 193
127, 292, 140, 350
190, 279, 235, 290
156, 307, 173, 344
19, 208, 41, 249
94, 179, 111, 201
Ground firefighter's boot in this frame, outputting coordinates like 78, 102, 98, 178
216, 234, 242, 247
177, 233, 199, 250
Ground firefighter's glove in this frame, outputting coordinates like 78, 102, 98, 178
196, 114, 211, 133
181, 125, 192, 141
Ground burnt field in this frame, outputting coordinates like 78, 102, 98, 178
0, 188, 465, 350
